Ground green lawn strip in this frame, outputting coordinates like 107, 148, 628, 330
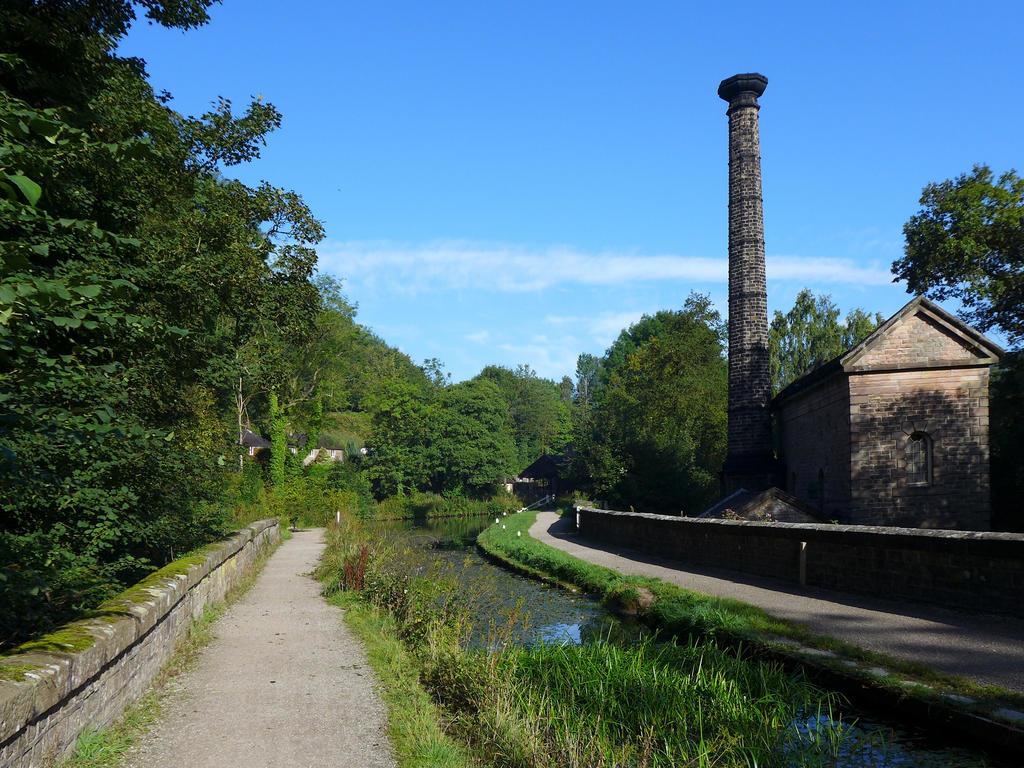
55, 536, 282, 768
478, 511, 1024, 718
326, 593, 475, 768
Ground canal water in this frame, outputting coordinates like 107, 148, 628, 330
375, 515, 1009, 768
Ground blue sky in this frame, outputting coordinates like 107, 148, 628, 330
122, 1, 1022, 380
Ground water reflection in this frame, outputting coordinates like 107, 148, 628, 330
374, 515, 1007, 768
375, 515, 622, 648
535, 621, 581, 645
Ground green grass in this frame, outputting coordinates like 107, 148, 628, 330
481, 638, 854, 768
56, 537, 280, 768
317, 521, 865, 768
328, 592, 475, 768
479, 511, 1024, 716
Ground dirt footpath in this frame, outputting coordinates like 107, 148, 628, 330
125, 528, 395, 768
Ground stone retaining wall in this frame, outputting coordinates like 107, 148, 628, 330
0, 519, 280, 768
576, 507, 1024, 616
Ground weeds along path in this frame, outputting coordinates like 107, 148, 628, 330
532, 512, 1024, 693
124, 529, 395, 768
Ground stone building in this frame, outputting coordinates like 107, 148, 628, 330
773, 296, 1002, 528
712, 73, 1003, 530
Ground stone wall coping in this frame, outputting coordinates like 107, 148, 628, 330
575, 506, 1024, 556
0, 518, 278, 748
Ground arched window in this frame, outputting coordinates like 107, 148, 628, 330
906, 432, 932, 486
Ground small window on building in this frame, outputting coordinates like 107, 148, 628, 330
906, 432, 932, 486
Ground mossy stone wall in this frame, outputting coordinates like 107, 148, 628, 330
0, 519, 280, 768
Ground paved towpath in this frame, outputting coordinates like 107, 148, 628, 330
532, 512, 1024, 693
125, 529, 395, 768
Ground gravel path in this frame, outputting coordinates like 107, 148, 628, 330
125, 528, 395, 768
532, 512, 1024, 693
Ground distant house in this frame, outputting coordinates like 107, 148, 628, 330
303, 437, 347, 466
513, 452, 575, 500
240, 429, 271, 458
286, 432, 308, 455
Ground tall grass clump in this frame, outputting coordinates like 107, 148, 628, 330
318, 518, 854, 768
458, 639, 851, 768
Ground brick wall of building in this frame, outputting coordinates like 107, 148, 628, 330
719, 74, 776, 492
773, 304, 995, 530
724, 98, 772, 462
848, 367, 991, 529
776, 374, 851, 520
854, 310, 983, 369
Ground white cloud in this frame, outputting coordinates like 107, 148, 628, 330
465, 330, 490, 343
317, 239, 895, 293
546, 309, 651, 346
496, 341, 579, 381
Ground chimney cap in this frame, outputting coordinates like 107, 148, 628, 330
718, 73, 768, 102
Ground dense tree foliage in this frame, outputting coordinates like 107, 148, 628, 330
0, 1, 538, 648
432, 380, 518, 495
0, 1, 326, 647
896, 165, 1023, 529
571, 295, 728, 514
895, 165, 1023, 347
361, 370, 560, 499
474, 364, 571, 471
768, 290, 883, 393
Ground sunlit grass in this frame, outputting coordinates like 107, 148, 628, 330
479, 511, 1024, 714
318, 520, 855, 768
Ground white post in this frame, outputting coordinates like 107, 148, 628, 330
799, 541, 808, 586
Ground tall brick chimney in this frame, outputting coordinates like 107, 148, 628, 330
718, 73, 777, 493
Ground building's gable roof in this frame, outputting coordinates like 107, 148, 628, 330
840, 296, 1003, 372
240, 429, 271, 449
517, 454, 564, 480
697, 486, 828, 523
317, 435, 349, 451
773, 296, 1004, 406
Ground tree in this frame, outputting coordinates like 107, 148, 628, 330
305, 398, 323, 455
768, 290, 883, 393
268, 394, 286, 486
843, 308, 883, 349
573, 294, 728, 513
558, 375, 574, 404
895, 164, 1024, 346
432, 380, 517, 495
574, 354, 602, 407
422, 357, 450, 388
363, 380, 434, 498
475, 364, 570, 469
0, 1, 326, 646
